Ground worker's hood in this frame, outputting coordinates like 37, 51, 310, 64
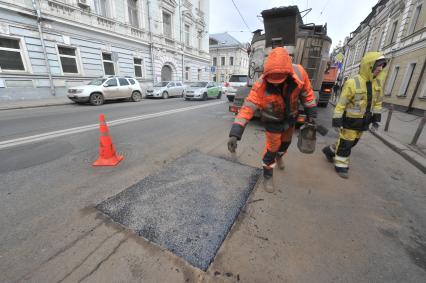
263, 47, 294, 79
359, 52, 386, 81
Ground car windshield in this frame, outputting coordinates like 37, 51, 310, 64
190, 82, 208, 87
229, 75, 247, 83
154, 82, 169, 87
88, 78, 107, 86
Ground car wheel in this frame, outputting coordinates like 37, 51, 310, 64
217, 91, 222, 99
90, 93, 104, 106
227, 96, 234, 102
131, 91, 142, 102
202, 92, 208, 101
162, 91, 169, 99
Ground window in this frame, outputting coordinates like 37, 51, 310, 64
220, 74, 225, 82
399, 63, 416, 97
384, 66, 399, 96
168, 82, 175, 87
134, 58, 143, 77
162, 12, 172, 38
185, 67, 190, 81
102, 52, 115, 75
388, 20, 398, 45
0, 37, 25, 71
176, 82, 182, 86
221, 57, 225, 66
128, 0, 139, 28
198, 69, 202, 81
105, 78, 117, 86
128, 78, 136, 85
213, 57, 217, 66
58, 46, 78, 74
118, 78, 130, 86
198, 31, 203, 50
230, 56, 234, 66
94, 0, 109, 17
184, 24, 190, 46
408, 4, 422, 35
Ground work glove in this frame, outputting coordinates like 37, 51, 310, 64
227, 136, 238, 153
332, 118, 343, 128
304, 107, 317, 122
372, 122, 380, 130
372, 113, 381, 123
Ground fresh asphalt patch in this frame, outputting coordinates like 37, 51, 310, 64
96, 151, 261, 270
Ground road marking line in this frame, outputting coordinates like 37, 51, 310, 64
0, 101, 226, 150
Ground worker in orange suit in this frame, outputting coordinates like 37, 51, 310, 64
227, 47, 317, 193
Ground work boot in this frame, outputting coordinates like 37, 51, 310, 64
335, 166, 349, 179
276, 155, 285, 170
322, 146, 335, 163
263, 167, 275, 193
263, 175, 275, 193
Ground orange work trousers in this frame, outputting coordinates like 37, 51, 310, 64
262, 126, 295, 168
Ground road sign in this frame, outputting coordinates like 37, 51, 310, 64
335, 52, 344, 63
210, 66, 216, 73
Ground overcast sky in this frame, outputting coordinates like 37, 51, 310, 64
209, 0, 377, 50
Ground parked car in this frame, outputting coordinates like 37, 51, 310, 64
224, 74, 248, 102
67, 76, 143, 106
146, 81, 185, 99
184, 81, 222, 100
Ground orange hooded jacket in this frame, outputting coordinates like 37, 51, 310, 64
229, 47, 317, 139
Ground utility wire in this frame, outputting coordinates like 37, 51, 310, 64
231, 0, 251, 32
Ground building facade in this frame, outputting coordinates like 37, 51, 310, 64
341, 0, 426, 112
209, 33, 248, 83
0, 0, 210, 100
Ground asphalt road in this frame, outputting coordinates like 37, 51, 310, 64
0, 97, 425, 282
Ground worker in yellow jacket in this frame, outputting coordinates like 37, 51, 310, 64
323, 52, 387, 178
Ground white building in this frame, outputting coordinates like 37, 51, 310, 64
0, 0, 210, 100
209, 33, 248, 82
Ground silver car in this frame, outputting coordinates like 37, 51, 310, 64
67, 76, 143, 106
146, 81, 186, 99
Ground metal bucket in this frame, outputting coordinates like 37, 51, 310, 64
297, 123, 316, 154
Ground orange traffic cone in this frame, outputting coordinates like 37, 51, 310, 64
92, 114, 124, 166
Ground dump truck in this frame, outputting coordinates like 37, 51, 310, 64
229, 6, 332, 122
318, 62, 338, 107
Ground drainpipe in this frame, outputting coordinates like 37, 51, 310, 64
31, 0, 55, 96
179, 0, 185, 82
362, 23, 372, 57
147, 0, 156, 83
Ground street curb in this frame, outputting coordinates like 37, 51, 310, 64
369, 129, 426, 174
328, 101, 426, 173
0, 101, 72, 111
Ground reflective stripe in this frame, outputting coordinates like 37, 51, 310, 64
292, 64, 302, 81
333, 112, 344, 118
334, 155, 348, 162
334, 162, 349, 168
300, 91, 308, 97
354, 76, 361, 91
262, 161, 276, 168
243, 101, 258, 111
303, 100, 316, 107
234, 117, 248, 126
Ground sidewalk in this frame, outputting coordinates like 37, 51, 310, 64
370, 108, 426, 173
330, 100, 426, 173
0, 96, 72, 110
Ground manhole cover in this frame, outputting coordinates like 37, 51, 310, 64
97, 151, 261, 270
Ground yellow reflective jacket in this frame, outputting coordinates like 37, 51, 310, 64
333, 52, 387, 130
